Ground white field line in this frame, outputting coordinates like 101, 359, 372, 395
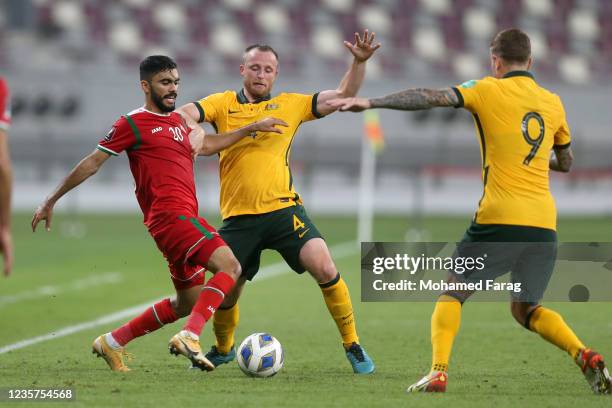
0, 272, 123, 308
0, 241, 358, 355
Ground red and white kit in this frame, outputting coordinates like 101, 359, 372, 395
97, 107, 226, 288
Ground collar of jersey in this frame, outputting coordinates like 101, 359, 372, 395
237, 88, 272, 104
502, 70, 534, 80
140, 106, 172, 117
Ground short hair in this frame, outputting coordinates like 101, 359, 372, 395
490, 28, 531, 64
243, 44, 279, 62
139, 55, 177, 81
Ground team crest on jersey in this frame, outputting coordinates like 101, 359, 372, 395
265, 103, 279, 110
460, 80, 477, 89
105, 126, 116, 142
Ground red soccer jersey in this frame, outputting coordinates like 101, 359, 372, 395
0, 77, 11, 131
97, 107, 197, 231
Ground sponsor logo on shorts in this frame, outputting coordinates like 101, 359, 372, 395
298, 228, 310, 239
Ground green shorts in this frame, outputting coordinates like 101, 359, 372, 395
218, 205, 323, 281
451, 222, 558, 304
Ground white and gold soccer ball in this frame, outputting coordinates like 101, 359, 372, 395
237, 333, 284, 378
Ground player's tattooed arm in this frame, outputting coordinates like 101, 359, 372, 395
326, 88, 459, 112
549, 146, 573, 173
369, 88, 459, 110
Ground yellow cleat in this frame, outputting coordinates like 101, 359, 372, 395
169, 332, 214, 371
92, 335, 132, 372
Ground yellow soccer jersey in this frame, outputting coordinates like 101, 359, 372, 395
453, 71, 571, 231
193, 89, 323, 219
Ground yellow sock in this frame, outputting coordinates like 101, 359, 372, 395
431, 295, 462, 373
320, 275, 359, 347
528, 306, 585, 359
213, 303, 239, 354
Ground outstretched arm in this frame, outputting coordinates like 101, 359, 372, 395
315, 29, 381, 117
32, 149, 110, 232
176, 104, 289, 156
0, 129, 12, 276
549, 146, 573, 173
327, 88, 459, 112
198, 118, 289, 156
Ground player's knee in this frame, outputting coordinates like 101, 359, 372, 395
171, 297, 194, 318
510, 302, 532, 327
220, 256, 242, 281
311, 260, 337, 284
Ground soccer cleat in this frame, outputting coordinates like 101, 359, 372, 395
406, 371, 448, 393
92, 335, 132, 372
575, 348, 612, 394
168, 332, 215, 371
205, 345, 236, 367
345, 343, 375, 374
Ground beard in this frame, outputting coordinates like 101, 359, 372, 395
247, 82, 271, 99
151, 89, 177, 112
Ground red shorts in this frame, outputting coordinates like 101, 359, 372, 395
150, 214, 227, 289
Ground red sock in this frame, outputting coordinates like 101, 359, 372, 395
184, 272, 235, 337
111, 298, 178, 346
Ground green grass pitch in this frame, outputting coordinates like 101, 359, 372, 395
1, 213, 611, 407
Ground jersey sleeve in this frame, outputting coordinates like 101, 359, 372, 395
554, 98, 571, 148
292, 93, 323, 122
0, 78, 11, 131
193, 92, 227, 123
97, 116, 135, 156
451, 79, 488, 113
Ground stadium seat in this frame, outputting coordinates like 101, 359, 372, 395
559, 54, 591, 84
452, 53, 484, 80
356, 5, 392, 36
51, 0, 85, 30
419, 0, 452, 16
210, 24, 245, 57
152, 2, 187, 33
522, 0, 553, 18
108, 21, 144, 55
412, 26, 447, 61
311, 25, 344, 59
568, 7, 600, 42
320, 0, 354, 14
255, 3, 290, 35
462, 7, 496, 41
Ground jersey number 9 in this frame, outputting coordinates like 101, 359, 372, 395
521, 112, 545, 166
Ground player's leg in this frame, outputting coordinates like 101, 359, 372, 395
169, 243, 240, 370
407, 278, 471, 393
269, 204, 373, 374
92, 265, 205, 372
205, 277, 247, 366
511, 241, 611, 394
409, 229, 512, 393
205, 215, 263, 367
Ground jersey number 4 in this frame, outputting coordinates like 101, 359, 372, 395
521, 112, 545, 166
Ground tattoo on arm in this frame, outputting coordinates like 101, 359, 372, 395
550, 146, 573, 173
369, 88, 459, 111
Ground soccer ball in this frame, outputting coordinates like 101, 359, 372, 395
237, 333, 284, 378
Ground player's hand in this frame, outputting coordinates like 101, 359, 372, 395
344, 29, 381, 63
188, 126, 206, 159
326, 97, 371, 112
249, 118, 289, 135
32, 201, 54, 233
0, 226, 13, 277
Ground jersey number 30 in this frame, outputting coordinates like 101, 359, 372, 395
521, 112, 545, 165
169, 126, 184, 142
